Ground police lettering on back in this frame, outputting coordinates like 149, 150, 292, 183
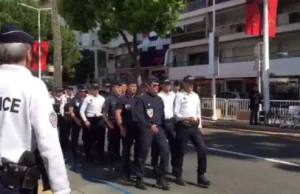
0, 97, 21, 113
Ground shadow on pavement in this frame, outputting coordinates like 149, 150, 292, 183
64, 154, 158, 190
200, 130, 300, 173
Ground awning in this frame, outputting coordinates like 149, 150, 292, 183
177, 15, 205, 27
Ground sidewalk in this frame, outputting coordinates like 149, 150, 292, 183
203, 117, 300, 139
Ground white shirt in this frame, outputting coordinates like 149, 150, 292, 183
49, 94, 55, 105
60, 94, 74, 116
0, 65, 70, 194
174, 91, 202, 128
80, 94, 105, 121
158, 91, 175, 119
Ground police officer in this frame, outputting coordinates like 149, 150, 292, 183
80, 84, 106, 162
120, 80, 127, 95
151, 77, 176, 174
173, 80, 181, 94
115, 79, 138, 180
103, 81, 122, 168
53, 88, 64, 131
60, 86, 75, 152
68, 85, 86, 159
135, 77, 170, 190
140, 82, 148, 95
0, 23, 70, 194
173, 75, 211, 187
100, 82, 111, 98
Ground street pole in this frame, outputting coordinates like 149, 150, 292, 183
211, 0, 217, 120
18, 3, 51, 80
38, 10, 42, 79
263, 0, 270, 114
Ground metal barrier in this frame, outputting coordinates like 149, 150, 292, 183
201, 98, 300, 120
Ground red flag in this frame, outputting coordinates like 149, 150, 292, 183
30, 41, 50, 71
245, 0, 263, 36
245, 0, 278, 37
268, 0, 278, 37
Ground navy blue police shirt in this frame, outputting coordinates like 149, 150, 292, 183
116, 94, 138, 127
70, 96, 84, 117
135, 92, 165, 129
104, 94, 120, 121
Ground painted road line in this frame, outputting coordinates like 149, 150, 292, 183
38, 184, 53, 194
207, 147, 300, 167
205, 127, 300, 140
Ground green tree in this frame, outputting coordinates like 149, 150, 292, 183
0, 0, 81, 81
58, 0, 184, 83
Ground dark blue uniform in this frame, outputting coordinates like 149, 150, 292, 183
115, 94, 139, 177
104, 94, 121, 165
69, 96, 84, 158
135, 93, 170, 188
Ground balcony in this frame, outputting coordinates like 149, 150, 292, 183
181, 0, 206, 13
171, 30, 206, 44
171, 50, 300, 67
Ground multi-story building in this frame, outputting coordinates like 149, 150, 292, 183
168, 0, 300, 100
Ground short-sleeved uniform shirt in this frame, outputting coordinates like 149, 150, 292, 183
104, 94, 120, 121
116, 94, 138, 127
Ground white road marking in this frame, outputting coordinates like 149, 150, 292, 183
207, 147, 300, 167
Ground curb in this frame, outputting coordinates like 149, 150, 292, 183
38, 184, 53, 194
203, 122, 300, 140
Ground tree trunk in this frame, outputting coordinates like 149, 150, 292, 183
51, 0, 63, 88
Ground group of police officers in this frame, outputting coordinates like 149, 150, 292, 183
50, 75, 211, 191
0, 24, 210, 194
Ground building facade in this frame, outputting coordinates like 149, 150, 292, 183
168, 0, 300, 100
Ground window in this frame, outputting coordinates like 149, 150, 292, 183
188, 52, 208, 65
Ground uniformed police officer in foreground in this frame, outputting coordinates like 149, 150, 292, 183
103, 81, 122, 168
151, 77, 176, 175
173, 75, 211, 187
115, 79, 139, 180
135, 76, 170, 190
80, 84, 106, 162
0, 23, 70, 194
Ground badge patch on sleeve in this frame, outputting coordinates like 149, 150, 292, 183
49, 112, 58, 128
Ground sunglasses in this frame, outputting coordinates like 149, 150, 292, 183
79, 90, 85, 93
151, 84, 159, 87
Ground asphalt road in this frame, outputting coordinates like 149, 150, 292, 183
51, 128, 300, 194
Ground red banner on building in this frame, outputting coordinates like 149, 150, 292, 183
245, 0, 278, 37
30, 41, 50, 71
268, 0, 278, 37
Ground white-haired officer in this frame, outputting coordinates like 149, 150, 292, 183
0, 24, 70, 194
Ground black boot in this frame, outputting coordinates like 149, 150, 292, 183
157, 177, 170, 190
175, 177, 186, 186
197, 174, 211, 188
135, 178, 147, 190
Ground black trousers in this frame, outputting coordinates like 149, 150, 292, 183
136, 127, 170, 180
59, 118, 72, 152
250, 106, 259, 124
151, 118, 176, 168
0, 184, 37, 194
173, 121, 207, 178
71, 120, 82, 158
107, 122, 121, 165
122, 124, 139, 176
82, 117, 106, 160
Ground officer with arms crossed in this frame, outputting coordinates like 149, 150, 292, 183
135, 77, 170, 191
173, 75, 211, 188
115, 79, 139, 180
151, 77, 176, 175
80, 84, 106, 162
0, 24, 70, 194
